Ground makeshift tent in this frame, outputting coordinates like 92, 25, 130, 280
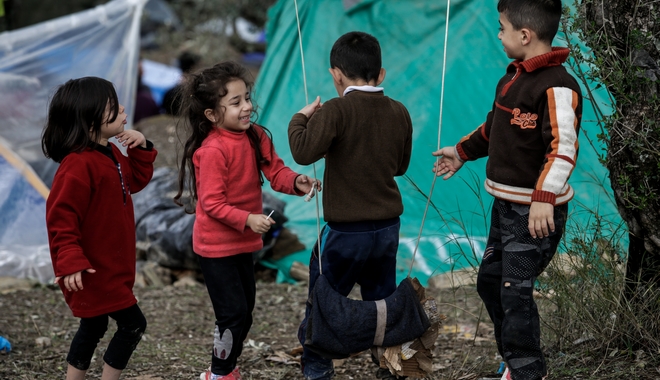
0, 0, 146, 186
254, 0, 623, 284
0, 136, 52, 282
0, 0, 146, 282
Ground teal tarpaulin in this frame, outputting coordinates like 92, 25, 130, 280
255, 0, 622, 284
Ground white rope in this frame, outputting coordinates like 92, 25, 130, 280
293, 0, 323, 274
293, 0, 309, 106
407, 0, 451, 278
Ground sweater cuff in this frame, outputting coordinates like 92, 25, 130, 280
136, 140, 154, 151
55, 247, 93, 277
455, 144, 468, 162
292, 175, 305, 196
531, 190, 556, 205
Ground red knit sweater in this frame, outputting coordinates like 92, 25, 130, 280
46, 143, 156, 318
192, 125, 302, 258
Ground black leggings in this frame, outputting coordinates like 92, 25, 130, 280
67, 303, 146, 370
198, 253, 255, 376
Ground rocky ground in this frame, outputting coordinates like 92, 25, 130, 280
0, 271, 502, 380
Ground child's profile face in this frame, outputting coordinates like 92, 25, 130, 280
98, 101, 127, 143
213, 79, 253, 132
498, 13, 524, 60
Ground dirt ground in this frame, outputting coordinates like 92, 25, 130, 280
0, 271, 503, 380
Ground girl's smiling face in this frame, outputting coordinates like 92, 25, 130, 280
207, 79, 252, 132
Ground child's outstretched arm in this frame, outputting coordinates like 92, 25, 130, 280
116, 129, 147, 149
55, 268, 97, 292
432, 146, 464, 179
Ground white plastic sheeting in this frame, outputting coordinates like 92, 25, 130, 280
0, 0, 146, 283
0, 136, 52, 283
0, 0, 146, 186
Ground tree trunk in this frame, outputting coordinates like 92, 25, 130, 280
580, 0, 660, 295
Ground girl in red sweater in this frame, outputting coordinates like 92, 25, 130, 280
174, 61, 320, 380
42, 77, 157, 380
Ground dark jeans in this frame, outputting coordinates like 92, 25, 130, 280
198, 253, 255, 376
298, 218, 400, 380
67, 303, 146, 370
477, 199, 567, 380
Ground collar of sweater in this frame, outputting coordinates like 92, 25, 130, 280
209, 126, 247, 140
343, 85, 384, 96
509, 47, 570, 73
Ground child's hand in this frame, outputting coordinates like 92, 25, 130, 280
432, 147, 464, 179
116, 130, 147, 149
54, 268, 96, 292
246, 213, 275, 234
297, 96, 322, 118
529, 201, 555, 238
295, 175, 322, 198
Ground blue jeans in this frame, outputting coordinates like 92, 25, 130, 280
298, 218, 400, 380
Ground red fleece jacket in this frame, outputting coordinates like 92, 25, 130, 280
46, 143, 156, 318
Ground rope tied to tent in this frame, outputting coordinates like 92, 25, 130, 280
407, 0, 452, 278
293, 0, 323, 274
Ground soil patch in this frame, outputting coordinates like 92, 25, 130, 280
0, 275, 501, 379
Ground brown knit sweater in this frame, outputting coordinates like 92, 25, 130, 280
457, 48, 583, 205
288, 90, 413, 222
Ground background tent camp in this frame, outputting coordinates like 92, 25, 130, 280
0, 0, 146, 283
253, 0, 624, 284
0, 0, 624, 287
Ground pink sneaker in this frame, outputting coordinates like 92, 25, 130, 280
199, 367, 242, 380
500, 367, 547, 380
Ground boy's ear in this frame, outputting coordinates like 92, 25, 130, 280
329, 67, 343, 85
520, 28, 532, 46
204, 109, 216, 123
376, 68, 386, 86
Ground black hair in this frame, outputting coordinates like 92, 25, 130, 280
174, 60, 271, 211
497, 0, 562, 44
330, 31, 382, 83
42, 77, 119, 163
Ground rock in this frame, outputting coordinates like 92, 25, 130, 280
35, 337, 51, 347
0, 277, 36, 294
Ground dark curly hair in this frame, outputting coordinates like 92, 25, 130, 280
173, 60, 272, 212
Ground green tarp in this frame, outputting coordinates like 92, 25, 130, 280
255, 0, 622, 284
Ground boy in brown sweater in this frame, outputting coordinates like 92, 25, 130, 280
288, 31, 413, 380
